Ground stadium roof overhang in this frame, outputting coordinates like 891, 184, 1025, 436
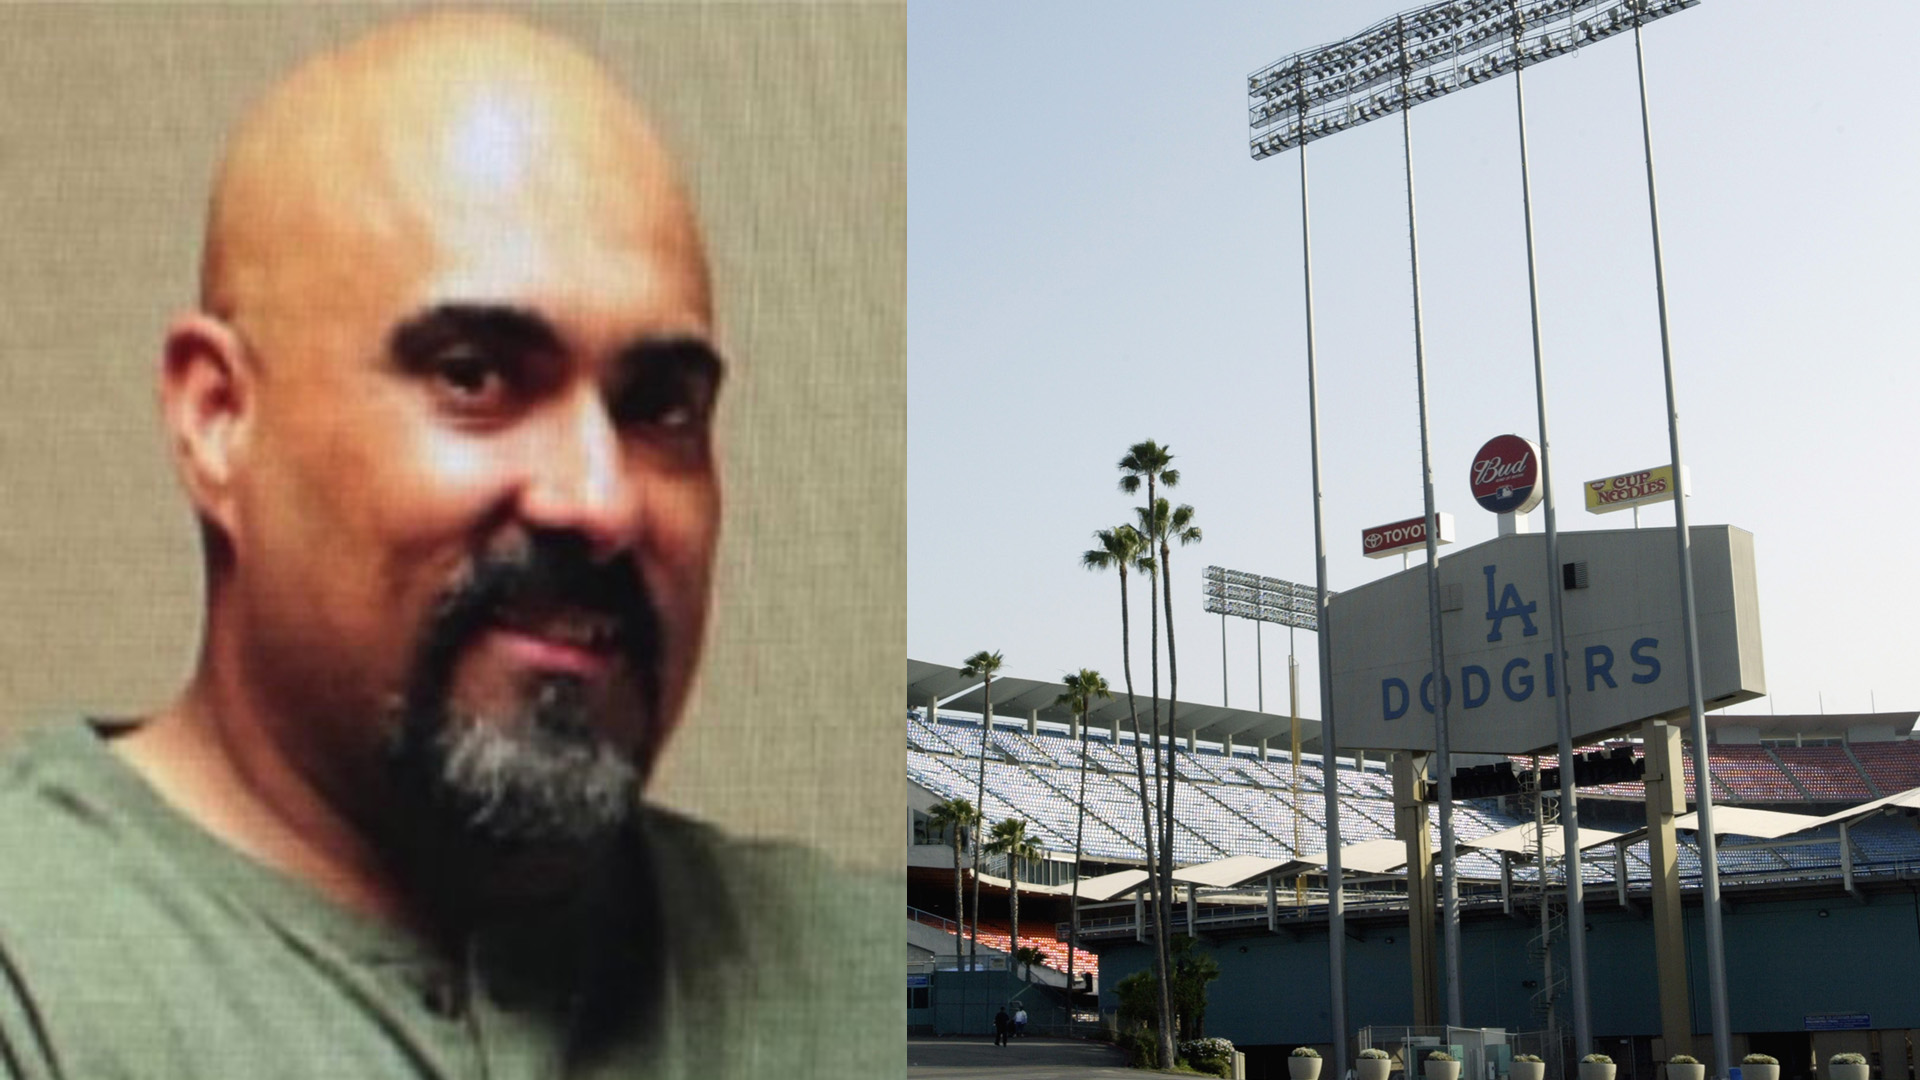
1598, 786, 1920, 848
1461, 822, 1626, 858
1161, 838, 1431, 891
908, 659, 1325, 751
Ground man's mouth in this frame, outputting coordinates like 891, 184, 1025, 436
488, 604, 624, 678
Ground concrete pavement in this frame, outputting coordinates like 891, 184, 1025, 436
908, 1035, 1138, 1079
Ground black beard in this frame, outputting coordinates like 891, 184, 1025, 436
385, 531, 662, 859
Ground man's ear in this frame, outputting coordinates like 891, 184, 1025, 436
160, 313, 254, 541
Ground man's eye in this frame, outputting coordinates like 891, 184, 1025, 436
433, 352, 513, 406
615, 371, 715, 434
609, 342, 722, 442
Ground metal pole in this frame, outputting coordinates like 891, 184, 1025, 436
1533, 755, 1554, 1033
1299, 127, 1347, 1076
1512, 22, 1591, 1055
1634, 13, 1732, 1078
1222, 612, 1231, 707
1257, 622, 1265, 713
1398, 20, 1459, 1024
1291, 635, 1305, 906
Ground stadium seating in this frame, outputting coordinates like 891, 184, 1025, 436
964, 919, 1099, 979
910, 710, 1920, 892
1852, 742, 1920, 793
1772, 746, 1875, 800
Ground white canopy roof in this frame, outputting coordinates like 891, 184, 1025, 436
1673, 805, 1823, 839
1070, 868, 1153, 902
908, 658, 1324, 749
1462, 822, 1626, 857
1171, 855, 1296, 889
1296, 837, 1424, 876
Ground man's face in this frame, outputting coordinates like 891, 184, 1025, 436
219, 87, 720, 851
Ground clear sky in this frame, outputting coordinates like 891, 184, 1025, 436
908, 0, 1920, 728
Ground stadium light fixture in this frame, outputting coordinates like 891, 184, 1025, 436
1202, 565, 1324, 631
1246, 0, 1698, 158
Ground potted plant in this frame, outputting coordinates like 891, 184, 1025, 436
1668, 1054, 1706, 1080
1359, 1047, 1394, 1080
1580, 1053, 1618, 1080
1290, 1046, 1324, 1080
1830, 1053, 1869, 1080
1512, 1053, 1546, 1080
1744, 1053, 1781, 1080
1183, 1038, 1238, 1079
1426, 1050, 1462, 1080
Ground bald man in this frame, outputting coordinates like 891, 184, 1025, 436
0, 13, 893, 1079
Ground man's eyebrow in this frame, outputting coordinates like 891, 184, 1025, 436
612, 335, 727, 387
388, 303, 565, 368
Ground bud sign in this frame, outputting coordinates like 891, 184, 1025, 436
1470, 434, 1543, 516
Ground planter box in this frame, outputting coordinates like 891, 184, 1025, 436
1669, 1064, 1706, 1080
1580, 1063, 1619, 1080
1291, 1058, 1325, 1080
1426, 1062, 1463, 1080
1512, 1062, 1547, 1080
1359, 1059, 1394, 1080
1745, 1066, 1781, 1080
1831, 1065, 1870, 1080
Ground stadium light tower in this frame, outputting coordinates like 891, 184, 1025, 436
1204, 567, 1325, 902
1631, 10, 1735, 1077
1247, 0, 1716, 1066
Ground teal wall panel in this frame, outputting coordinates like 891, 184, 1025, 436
1092, 888, 1920, 1046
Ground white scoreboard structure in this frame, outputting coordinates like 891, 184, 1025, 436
1326, 525, 1765, 755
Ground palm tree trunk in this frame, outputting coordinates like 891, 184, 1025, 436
1008, 861, 1020, 991
952, 830, 966, 973
970, 676, 993, 974
1068, 707, 1088, 1037
1161, 535, 1180, 954
1117, 567, 1159, 951
1144, 480, 1174, 1073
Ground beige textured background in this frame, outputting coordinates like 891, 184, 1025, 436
0, 4, 904, 872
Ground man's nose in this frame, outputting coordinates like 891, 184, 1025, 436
516, 391, 640, 559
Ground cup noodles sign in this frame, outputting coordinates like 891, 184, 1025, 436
1469, 434, 1544, 515
1362, 512, 1455, 559
1584, 464, 1687, 514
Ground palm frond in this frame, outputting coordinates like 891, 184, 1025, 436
958, 649, 1003, 679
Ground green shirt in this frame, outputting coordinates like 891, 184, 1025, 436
0, 721, 900, 1079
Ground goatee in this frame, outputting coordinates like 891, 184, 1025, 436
385, 531, 661, 857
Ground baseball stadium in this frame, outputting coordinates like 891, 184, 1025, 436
908, 672, 1920, 1080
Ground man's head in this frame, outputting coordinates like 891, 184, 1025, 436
160, 13, 722, 858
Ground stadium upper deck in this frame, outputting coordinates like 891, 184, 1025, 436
908, 708, 1920, 895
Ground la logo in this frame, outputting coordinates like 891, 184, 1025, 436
1483, 564, 1537, 643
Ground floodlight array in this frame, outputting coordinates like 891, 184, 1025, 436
1247, 0, 1698, 158
1202, 565, 1324, 631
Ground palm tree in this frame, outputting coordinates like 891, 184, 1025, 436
1137, 496, 1201, 947
1056, 667, 1112, 1033
984, 817, 1040, 995
959, 649, 1003, 973
1083, 523, 1171, 1066
1013, 946, 1047, 983
926, 796, 979, 978
1118, 440, 1179, 1068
